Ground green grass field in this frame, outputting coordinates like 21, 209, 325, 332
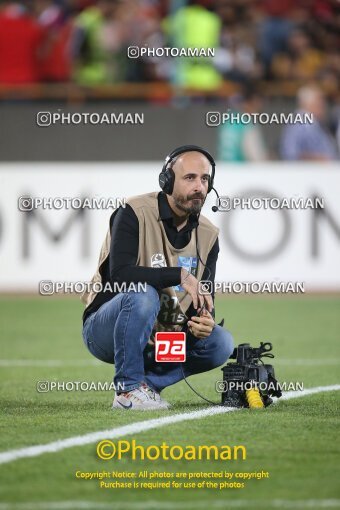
0, 295, 339, 510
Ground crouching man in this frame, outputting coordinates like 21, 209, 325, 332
81, 146, 233, 410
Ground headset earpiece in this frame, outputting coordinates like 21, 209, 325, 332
158, 165, 175, 195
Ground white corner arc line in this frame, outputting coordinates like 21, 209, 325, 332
0, 385, 339, 466
0, 499, 340, 510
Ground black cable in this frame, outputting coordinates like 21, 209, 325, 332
179, 221, 221, 405
180, 364, 221, 406
194, 223, 212, 282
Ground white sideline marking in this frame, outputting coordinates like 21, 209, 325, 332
0, 359, 101, 367
1, 358, 338, 367
275, 358, 340, 366
0, 499, 339, 509
0, 385, 339, 466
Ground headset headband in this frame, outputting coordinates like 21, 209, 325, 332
162, 145, 215, 175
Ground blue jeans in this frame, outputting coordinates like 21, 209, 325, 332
82, 285, 234, 393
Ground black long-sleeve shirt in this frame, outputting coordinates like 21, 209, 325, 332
83, 192, 219, 323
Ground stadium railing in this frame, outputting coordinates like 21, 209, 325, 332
0, 81, 303, 102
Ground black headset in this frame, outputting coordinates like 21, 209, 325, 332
159, 145, 216, 195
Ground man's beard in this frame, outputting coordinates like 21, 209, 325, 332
173, 192, 205, 214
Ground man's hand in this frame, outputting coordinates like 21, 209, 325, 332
187, 309, 215, 339
181, 268, 213, 312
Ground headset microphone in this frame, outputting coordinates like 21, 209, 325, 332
211, 186, 220, 212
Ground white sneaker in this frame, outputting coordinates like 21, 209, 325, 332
141, 383, 170, 409
112, 385, 169, 411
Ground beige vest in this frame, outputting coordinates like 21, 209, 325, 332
82, 192, 219, 333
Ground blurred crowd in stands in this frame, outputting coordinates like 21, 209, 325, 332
218, 84, 339, 161
0, 0, 339, 89
0, 0, 339, 160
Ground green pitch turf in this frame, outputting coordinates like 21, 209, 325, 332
0, 295, 339, 509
